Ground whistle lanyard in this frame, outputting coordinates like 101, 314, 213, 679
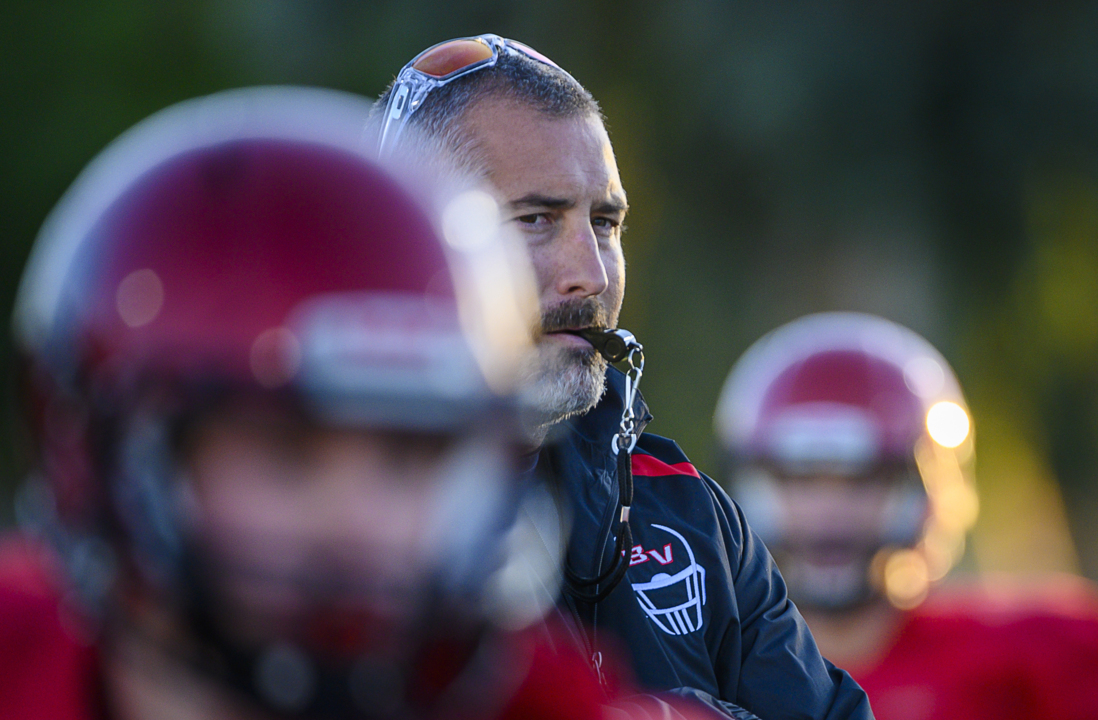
563, 330, 644, 606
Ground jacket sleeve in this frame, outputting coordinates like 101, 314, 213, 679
658, 688, 763, 719
704, 474, 875, 720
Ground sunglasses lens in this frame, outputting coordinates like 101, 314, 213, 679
507, 40, 562, 70
412, 39, 495, 78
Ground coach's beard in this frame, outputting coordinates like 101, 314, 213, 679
521, 298, 611, 435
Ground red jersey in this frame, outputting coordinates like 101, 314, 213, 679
848, 577, 1098, 720
0, 536, 98, 720
0, 534, 711, 720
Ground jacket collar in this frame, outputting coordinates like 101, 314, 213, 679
558, 365, 652, 450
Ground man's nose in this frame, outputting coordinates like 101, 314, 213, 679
553, 221, 609, 298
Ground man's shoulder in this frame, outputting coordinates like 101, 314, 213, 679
0, 534, 73, 624
629, 433, 741, 530
912, 575, 1098, 636
0, 533, 99, 720
864, 578, 1098, 718
884, 575, 1098, 669
632, 433, 703, 481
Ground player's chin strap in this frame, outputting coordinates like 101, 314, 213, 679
563, 329, 644, 605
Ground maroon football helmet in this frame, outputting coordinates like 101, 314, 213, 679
13, 87, 540, 717
715, 313, 977, 610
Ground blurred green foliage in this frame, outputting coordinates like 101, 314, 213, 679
3, 1, 1097, 577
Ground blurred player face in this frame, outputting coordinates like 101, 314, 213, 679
461, 97, 628, 426
766, 469, 917, 610
180, 400, 482, 653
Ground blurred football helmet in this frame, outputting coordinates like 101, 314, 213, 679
715, 313, 978, 610
13, 86, 543, 717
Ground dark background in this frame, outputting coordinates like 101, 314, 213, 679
3, 1, 1097, 580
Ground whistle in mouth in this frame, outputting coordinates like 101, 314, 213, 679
576, 327, 640, 364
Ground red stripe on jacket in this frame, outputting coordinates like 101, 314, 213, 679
630, 454, 701, 478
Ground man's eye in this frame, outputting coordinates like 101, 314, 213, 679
592, 217, 622, 233
514, 213, 550, 226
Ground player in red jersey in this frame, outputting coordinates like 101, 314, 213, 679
2, 86, 713, 720
715, 312, 1098, 720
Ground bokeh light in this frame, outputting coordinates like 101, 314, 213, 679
926, 401, 970, 448
115, 268, 164, 328
884, 549, 930, 610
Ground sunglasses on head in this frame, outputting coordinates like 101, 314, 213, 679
377, 34, 567, 156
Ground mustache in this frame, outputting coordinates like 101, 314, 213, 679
536, 298, 611, 338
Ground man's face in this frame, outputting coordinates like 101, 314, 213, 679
461, 98, 628, 426
763, 468, 925, 611
180, 401, 503, 653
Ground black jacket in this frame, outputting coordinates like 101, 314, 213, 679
543, 367, 874, 719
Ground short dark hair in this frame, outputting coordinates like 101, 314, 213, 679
371, 49, 602, 155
